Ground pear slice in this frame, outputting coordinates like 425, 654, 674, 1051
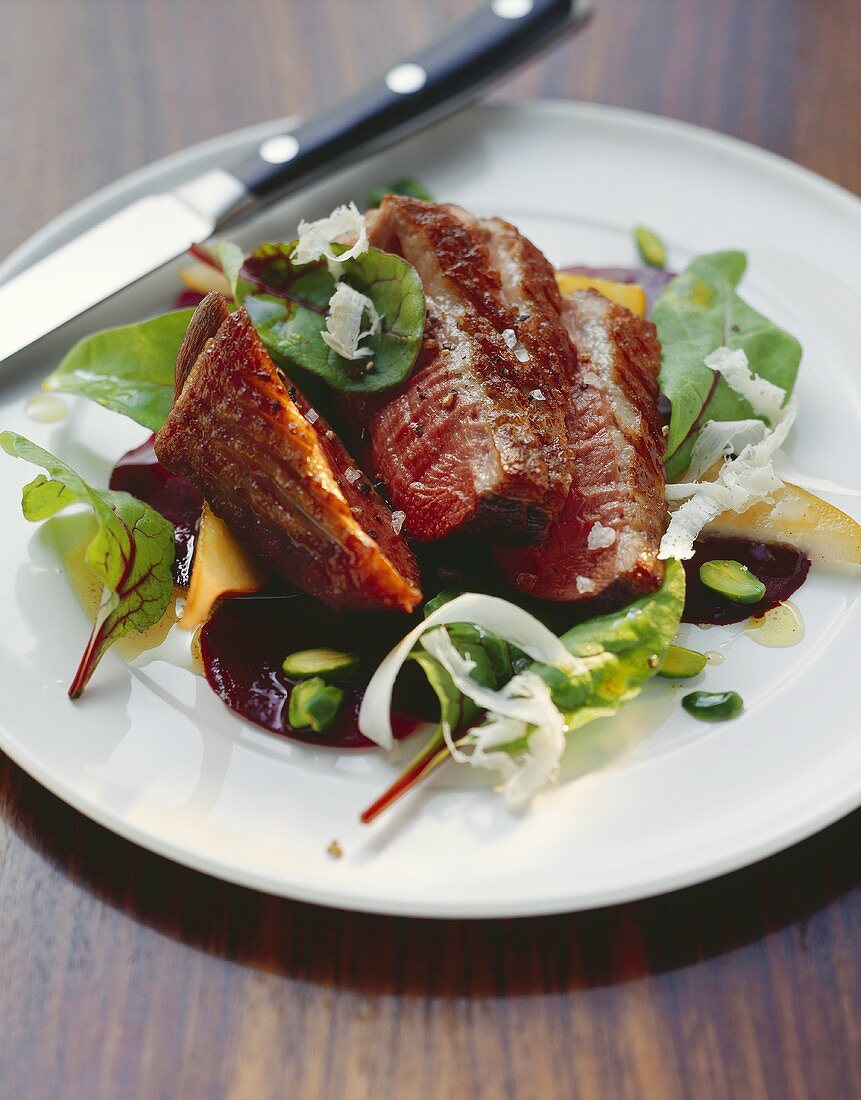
703, 482, 861, 566
555, 272, 647, 318
181, 502, 268, 631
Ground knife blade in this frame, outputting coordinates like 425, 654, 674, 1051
0, 0, 592, 368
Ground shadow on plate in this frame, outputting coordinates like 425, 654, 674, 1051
2, 754, 859, 1000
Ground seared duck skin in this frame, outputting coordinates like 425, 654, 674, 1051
495, 289, 666, 604
156, 293, 422, 613
354, 196, 573, 544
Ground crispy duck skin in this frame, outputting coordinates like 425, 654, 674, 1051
354, 196, 573, 544
174, 290, 231, 394
156, 294, 422, 613
495, 289, 667, 604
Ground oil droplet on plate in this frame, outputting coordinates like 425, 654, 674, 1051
744, 601, 805, 648
704, 650, 724, 666
25, 394, 67, 423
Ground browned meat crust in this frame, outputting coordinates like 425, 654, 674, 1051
495, 290, 667, 604
174, 290, 231, 394
156, 294, 422, 613
353, 196, 573, 543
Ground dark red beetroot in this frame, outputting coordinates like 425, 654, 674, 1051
109, 442, 424, 748
200, 591, 421, 748
109, 436, 203, 586
682, 537, 810, 626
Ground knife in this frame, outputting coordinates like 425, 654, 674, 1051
0, 0, 592, 367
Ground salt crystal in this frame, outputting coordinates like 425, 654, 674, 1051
306, 408, 319, 424
575, 575, 597, 594
529, 389, 545, 401
587, 522, 617, 550
513, 343, 530, 363
391, 510, 406, 535
344, 466, 361, 484
501, 328, 517, 348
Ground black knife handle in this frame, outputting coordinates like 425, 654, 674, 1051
221, 0, 591, 217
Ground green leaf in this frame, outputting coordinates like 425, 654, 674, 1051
414, 565, 685, 748
207, 239, 244, 298
0, 432, 175, 697
366, 177, 434, 209
41, 309, 195, 432
550, 557, 686, 733
237, 240, 425, 394
410, 589, 529, 737
362, 564, 686, 822
465, 560, 686, 755
653, 252, 802, 477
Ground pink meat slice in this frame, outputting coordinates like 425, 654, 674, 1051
495, 289, 667, 604
351, 196, 573, 543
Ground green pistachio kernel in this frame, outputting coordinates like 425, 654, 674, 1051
682, 690, 744, 722
634, 225, 667, 268
282, 648, 360, 681
659, 644, 708, 679
699, 559, 767, 605
288, 676, 345, 732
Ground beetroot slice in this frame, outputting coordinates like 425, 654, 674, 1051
682, 536, 810, 626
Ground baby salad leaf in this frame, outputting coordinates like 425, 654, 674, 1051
462, 560, 685, 758
550, 557, 685, 732
238, 240, 425, 393
0, 432, 175, 698
654, 252, 802, 477
42, 309, 195, 432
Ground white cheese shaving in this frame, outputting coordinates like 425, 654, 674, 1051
421, 629, 568, 810
358, 592, 575, 751
294, 202, 368, 265
321, 283, 381, 360
660, 398, 798, 559
705, 346, 786, 424
686, 418, 768, 482
587, 522, 617, 550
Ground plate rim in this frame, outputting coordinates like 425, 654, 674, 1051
2, 99, 860, 918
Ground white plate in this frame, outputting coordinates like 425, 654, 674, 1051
1, 103, 860, 918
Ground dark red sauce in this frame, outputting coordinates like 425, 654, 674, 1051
200, 591, 422, 748
682, 536, 810, 626
109, 436, 203, 586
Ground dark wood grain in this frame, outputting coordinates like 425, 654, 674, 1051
1, 1, 859, 1097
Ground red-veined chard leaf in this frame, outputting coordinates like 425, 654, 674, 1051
0, 432, 175, 697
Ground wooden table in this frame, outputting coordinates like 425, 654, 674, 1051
1, 2, 859, 1096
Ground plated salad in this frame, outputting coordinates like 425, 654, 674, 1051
6, 180, 860, 823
